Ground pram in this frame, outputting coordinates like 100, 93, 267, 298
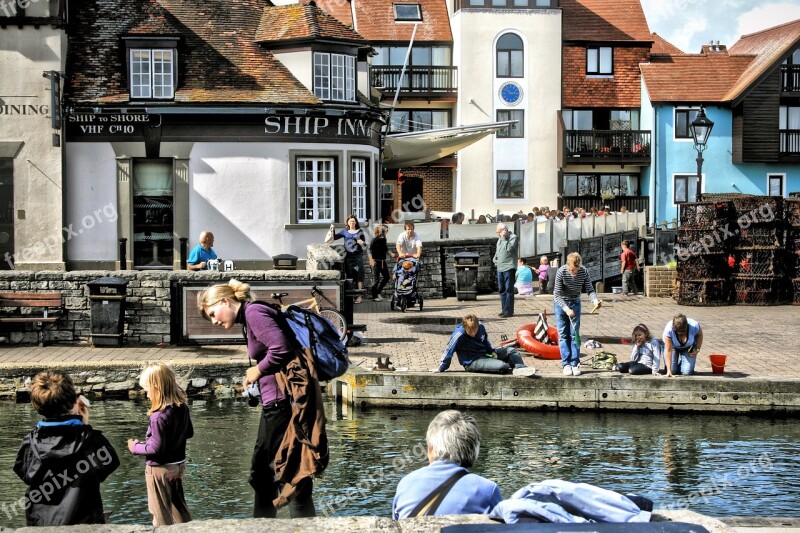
390, 256, 424, 312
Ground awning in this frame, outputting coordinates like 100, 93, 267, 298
382, 121, 515, 169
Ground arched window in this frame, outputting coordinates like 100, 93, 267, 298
496, 33, 523, 78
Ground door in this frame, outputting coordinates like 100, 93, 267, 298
0, 160, 13, 270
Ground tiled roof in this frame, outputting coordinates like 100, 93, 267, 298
353, 0, 452, 42
255, 3, 365, 44
561, 0, 652, 43
65, 0, 338, 105
311, 0, 354, 27
650, 32, 683, 56
725, 18, 800, 102
641, 52, 755, 103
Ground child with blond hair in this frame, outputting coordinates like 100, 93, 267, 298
537, 255, 550, 295
128, 362, 193, 526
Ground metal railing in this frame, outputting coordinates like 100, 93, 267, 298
371, 65, 458, 96
781, 65, 800, 92
564, 130, 651, 163
560, 196, 650, 214
779, 130, 800, 154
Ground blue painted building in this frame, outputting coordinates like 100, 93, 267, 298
641, 22, 800, 225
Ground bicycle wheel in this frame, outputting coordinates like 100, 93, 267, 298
319, 308, 348, 341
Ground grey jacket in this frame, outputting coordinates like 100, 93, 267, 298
493, 231, 518, 272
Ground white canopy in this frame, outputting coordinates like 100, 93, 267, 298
382, 121, 515, 169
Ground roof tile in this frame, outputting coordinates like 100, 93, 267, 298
641, 52, 754, 103
561, 0, 652, 43
353, 0, 452, 42
255, 3, 366, 44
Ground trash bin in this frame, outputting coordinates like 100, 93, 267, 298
87, 276, 128, 347
454, 251, 480, 301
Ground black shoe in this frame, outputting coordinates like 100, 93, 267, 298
505, 313, 514, 318
498, 312, 506, 317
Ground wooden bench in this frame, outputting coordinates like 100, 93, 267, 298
0, 292, 63, 346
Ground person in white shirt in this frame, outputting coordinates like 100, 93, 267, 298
396, 221, 422, 259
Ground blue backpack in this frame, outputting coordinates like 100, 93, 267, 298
255, 302, 349, 382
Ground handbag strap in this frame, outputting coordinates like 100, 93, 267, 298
410, 469, 468, 517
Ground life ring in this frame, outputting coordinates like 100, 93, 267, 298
516, 323, 561, 359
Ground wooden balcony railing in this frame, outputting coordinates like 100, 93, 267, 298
564, 130, 651, 164
371, 65, 458, 97
780, 130, 800, 154
781, 65, 800, 93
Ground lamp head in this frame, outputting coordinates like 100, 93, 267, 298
690, 106, 714, 150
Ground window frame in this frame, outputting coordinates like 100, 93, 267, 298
674, 108, 701, 140
129, 48, 176, 100
389, 109, 450, 133
394, 3, 422, 21
586, 46, 613, 75
495, 169, 525, 200
496, 109, 524, 138
496, 32, 524, 78
673, 173, 702, 205
350, 157, 368, 221
767, 173, 785, 197
295, 156, 337, 224
313, 51, 356, 102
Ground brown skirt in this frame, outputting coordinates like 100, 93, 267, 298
145, 463, 192, 526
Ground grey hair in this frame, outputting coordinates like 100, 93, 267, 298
496, 222, 507, 233
426, 410, 481, 468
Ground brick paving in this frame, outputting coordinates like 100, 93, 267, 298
0, 294, 798, 379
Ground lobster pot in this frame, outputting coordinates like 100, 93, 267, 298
677, 278, 731, 306
732, 196, 784, 224
679, 201, 732, 227
793, 278, 800, 306
731, 247, 788, 277
786, 198, 800, 227
675, 228, 729, 256
737, 225, 785, 247
676, 253, 729, 281
732, 275, 788, 306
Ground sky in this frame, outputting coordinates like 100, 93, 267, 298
640, 0, 800, 54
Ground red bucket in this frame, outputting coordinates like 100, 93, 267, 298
709, 354, 727, 375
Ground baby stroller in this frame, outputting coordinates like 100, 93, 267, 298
390, 256, 424, 312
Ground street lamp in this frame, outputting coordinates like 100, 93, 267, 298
689, 105, 714, 201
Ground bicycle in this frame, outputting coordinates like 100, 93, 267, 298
270, 286, 348, 341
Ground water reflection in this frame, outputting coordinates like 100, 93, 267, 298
0, 401, 797, 527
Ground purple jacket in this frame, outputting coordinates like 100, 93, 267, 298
131, 403, 193, 466
238, 301, 296, 406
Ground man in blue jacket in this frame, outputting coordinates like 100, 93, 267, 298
432, 315, 535, 376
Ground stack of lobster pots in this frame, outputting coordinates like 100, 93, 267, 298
676, 201, 734, 306
787, 197, 800, 305
729, 195, 788, 305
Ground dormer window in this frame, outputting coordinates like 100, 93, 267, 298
313, 52, 356, 102
123, 36, 179, 100
394, 3, 422, 21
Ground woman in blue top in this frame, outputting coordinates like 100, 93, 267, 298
328, 215, 367, 303
663, 314, 703, 377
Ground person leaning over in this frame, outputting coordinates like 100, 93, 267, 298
553, 252, 600, 376
620, 240, 640, 296
432, 314, 535, 376
494, 223, 518, 318
187, 230, 217, 271
663, 314, 703, 377
396, 221, 422, 259
392, 410, 503, 519
14, 370, 120, 526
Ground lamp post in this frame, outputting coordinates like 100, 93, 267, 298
689, 105, 714, 201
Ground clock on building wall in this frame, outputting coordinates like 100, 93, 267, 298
499, 81, 523, 106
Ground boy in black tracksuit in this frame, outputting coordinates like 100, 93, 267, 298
13, 370, 120, 525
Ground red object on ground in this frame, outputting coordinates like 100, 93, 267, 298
709, 354, 727, 374
516, 323, 561, 359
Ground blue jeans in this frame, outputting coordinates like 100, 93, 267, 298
498, 269, 515, 316
555, 299, 581, 367
671, 350, 697, 375
465, 347, 524, 374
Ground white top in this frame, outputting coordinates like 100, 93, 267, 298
396, 231, 422, 255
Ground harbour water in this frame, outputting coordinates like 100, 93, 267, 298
0, 400, 797, 527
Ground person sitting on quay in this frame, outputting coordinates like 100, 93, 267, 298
432, 314, 536, 376
392, 410, 503, 519
614, 324, 663, 376
664, 314, 703, 377
187, 230, 217, 271
514, 257, 534, 296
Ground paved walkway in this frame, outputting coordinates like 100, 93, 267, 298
0, 294, 798, 380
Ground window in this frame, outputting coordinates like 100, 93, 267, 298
586, 46, 612, 75
562, 174, 639, 197
562, 109, 593, 130
674, 174, 700, 204
497, 110, 524, 138
779, 106, 800, 153
496, 33, 523, 78
496, 170, 524, 199
372, 46, 451, 66
394, 3, 421, 20
675, 108, 700, 139
130, 49, 175, 99
389, 110, 449, 133
132, 160, 173, 269
314, 52, 356, 102
768, 174, 784, 197
381, 183, 395, 200
351, 158, 367, 220
297, 157, 335, 223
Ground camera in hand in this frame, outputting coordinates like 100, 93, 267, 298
242, 383, 260, 407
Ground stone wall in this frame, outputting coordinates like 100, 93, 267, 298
645, 265, 677, 298
0, 270, 339, 345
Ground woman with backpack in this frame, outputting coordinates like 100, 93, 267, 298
197, 279, 325, 519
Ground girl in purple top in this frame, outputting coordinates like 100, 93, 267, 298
197, 279, 316, 519
127, 362, 193, 526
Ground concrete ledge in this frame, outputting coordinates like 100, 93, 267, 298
332, 371, 800, 414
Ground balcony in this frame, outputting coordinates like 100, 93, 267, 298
564, 130, 651, 165
780, 130, 800, 158
781, 65, 800, 93
371, 65, 458, 99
